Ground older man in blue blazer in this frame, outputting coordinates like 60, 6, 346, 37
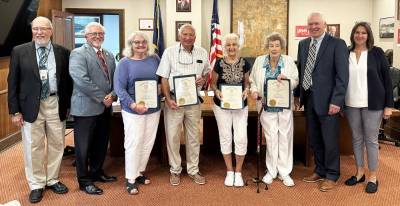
69, 22, 117, 195
294, 12, 349, 192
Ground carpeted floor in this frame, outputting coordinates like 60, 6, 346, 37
1, 131, 400, 206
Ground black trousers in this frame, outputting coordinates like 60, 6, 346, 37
73, 109, 110, 187
304, 92, 340, 181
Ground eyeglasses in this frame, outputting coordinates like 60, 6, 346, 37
132, 40, 147, 45
178, 46, 193, 65
87, 32, 105, 37
32, 27, 51, 32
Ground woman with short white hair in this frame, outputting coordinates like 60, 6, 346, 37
250, 32, 299, 187
114, 31, 161, 195
211, 33, 251, 187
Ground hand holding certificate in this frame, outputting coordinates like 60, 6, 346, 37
265, 79, 291, 109
220, 84, 243, 109
173, 74, 199, 106
135, 80, 158, 108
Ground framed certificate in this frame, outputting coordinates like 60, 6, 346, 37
220, 84, 243, 109
264, 78, 291, 109
134, 79, 159, 108
173, 74, 199, 106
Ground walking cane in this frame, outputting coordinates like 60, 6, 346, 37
245, 102, 268, 193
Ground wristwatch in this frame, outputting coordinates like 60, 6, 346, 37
12, 112, 21, 116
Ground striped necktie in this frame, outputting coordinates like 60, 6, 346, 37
39, 47, 50, 99
302, 39, 317, 91
96, 50, 110, 80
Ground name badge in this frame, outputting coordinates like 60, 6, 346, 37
39, 70, 48, 81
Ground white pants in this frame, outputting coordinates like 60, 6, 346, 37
164, 104, 201, 175
21, 96, 65, 190
260, 109, 293, 177
213, 104, 248, 155
122, 110, 161, 180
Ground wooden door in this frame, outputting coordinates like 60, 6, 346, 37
52, 10, 74, 50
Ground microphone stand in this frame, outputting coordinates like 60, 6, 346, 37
245, 105, 268, 193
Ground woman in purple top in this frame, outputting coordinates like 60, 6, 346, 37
114, 31, 160, 195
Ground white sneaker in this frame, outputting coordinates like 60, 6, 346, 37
278, 175, 295, 187
234, 172, 244, 187
224, 171, 234, 186
262, 173, 274, 184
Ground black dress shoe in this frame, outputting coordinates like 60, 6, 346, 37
365, 181, 379, 193
94, 174, 117, 183
29, 188, 44, 203
344, 175, 365, 186
80, 184, 103, 195
46, 182, 69, 194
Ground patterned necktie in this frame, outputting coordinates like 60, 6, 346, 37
39, 47, 50, 100
302, 39, 317, 91
96, 50, 110, 80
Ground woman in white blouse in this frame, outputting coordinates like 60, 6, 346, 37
250, 32, 299, 187
344, 22, 393, 193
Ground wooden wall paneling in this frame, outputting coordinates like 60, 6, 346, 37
0, 57, 19, 144
52, 10, 74, 50
37, 0, 62, 19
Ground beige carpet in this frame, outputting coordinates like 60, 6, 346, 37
1, 132, 400, 206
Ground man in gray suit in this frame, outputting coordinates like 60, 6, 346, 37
69, 22, 117, 195
294, 12, 349, 192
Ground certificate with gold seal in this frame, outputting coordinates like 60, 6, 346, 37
265, 78, 291, 109
134, 79, 159, 108
220, 84, 243, 109
173, 74, 199, 106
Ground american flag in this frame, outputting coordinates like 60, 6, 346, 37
208, 0, 223, 87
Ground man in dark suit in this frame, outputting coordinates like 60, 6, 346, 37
69, 22, 117, 195
8, 16, 72, 203
294, 12, 349, 192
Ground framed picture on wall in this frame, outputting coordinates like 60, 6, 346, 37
326, 24, 340, 38
175, 21, 192, 41
379, 17, 395, 38
176, 0, 191, 12
139, 18, 154, 31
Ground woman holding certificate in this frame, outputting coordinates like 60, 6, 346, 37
210, 33, 251, 187
114, 31, 161, 195
344, 22, 393, 193
249, 32, 299, 187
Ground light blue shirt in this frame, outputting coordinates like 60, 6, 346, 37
35, 42, 57, 93
310, 32, 326, 54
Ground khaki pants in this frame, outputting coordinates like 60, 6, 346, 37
164, 104, 201, 175
21, 96, 65, 190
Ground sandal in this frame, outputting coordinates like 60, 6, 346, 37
126, 180, 139, 195
136, 175, 150, 185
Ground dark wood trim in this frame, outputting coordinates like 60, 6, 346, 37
0, 132, 21, 153
65, 8, 125, 57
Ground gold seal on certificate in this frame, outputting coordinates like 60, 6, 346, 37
134, 80, 158, 108
220, 84, 243, 109
265, 79, 291, 109
173, 74, 199, 106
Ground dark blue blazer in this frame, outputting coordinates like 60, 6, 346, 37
352, 46, 393, 110
295, 34, 349, 115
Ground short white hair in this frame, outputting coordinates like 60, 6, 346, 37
307, 12, 326, 24
31, 16, 53, 29
178, 24, 196, 36
222, 33, 240, 56
122, 31, 153, 57
84, 22, 105, 35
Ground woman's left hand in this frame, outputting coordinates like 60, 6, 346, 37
383, 107, 392, 119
